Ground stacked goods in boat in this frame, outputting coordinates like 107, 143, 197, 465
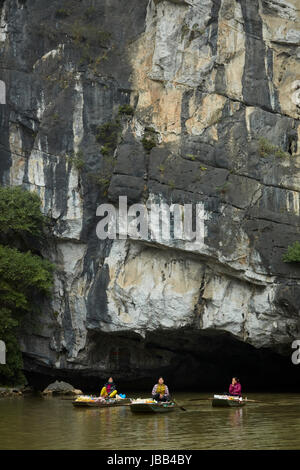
212, 394, 246, 407
130, 398, 176, 413
72, 395, 130, 408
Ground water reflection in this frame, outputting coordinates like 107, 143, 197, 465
229, 408, 244, 428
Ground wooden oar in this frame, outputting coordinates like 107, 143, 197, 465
173, 398, 187, 411
61, 397, 78, 401
187, 397, 212, 402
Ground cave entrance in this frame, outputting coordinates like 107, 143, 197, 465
23, 329, 300, 393
139, 329, 299, 393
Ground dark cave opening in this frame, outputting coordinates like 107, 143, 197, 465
23, 329, 300, 393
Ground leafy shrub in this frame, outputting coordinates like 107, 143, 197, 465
70, 21, 111, 48
0, 186, 46, 237
0, 245, 53, 306
283, 241, 300, 263
67, 151, 85, 171
259, 138, 275, 157
96, 120, 121, 154
259, 137, 290, 159
0, 310, 24, 385
91, 174, 111, 193
118, 104, 134, 116
55, 8, 71, 19
275, 148, 290, 159
142, 128, 158, 152
0, 187, 53, 385
93, 119, 122, 195
142, 136, 156, 152
100, 145, 110, 157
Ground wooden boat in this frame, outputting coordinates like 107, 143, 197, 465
212, 394, 246, 408
130, 400, 176, 413
72, 397, 131, 408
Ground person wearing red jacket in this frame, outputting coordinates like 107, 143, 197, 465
229, 377, 242, 396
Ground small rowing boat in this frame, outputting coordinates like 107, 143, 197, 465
72, 396, 131, 408
212, 394, 246, 408
130, 399, 176, 413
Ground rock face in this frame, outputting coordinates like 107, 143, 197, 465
0, 386, 24, 397
0, 0, 300, 390
42, 380, 82, 396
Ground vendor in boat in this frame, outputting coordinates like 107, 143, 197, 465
229, 377, 242, 396
100, 377, 118, 399
152, 377, 170, 402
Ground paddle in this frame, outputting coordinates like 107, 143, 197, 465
187, 397, 212, 402
173, 398, 187, 411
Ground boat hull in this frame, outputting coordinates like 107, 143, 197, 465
212, 398, 246, 408
130, 402, 176, 413
72, 399, 130, 408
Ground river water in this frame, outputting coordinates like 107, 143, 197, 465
0, 393, 299, 450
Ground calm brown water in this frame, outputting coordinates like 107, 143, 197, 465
0, 393, 299, 450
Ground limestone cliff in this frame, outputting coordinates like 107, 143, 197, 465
0, 0, 300, 389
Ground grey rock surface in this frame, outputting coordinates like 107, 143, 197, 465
42, 380, 82, 395
0, 0, 300, 388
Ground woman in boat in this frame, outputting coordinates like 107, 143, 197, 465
100, 377, 118, 398
152, 376, 170, 402
229, 377, 242, 396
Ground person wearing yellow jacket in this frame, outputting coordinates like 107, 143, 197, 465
100, 377, 118, 398
152, 377, 170, 402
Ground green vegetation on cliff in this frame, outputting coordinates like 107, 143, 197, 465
93, 118, 124, 195
283, 241, 300, 263
0, 187, 53, 385
0, 185, 46, 237
259, 137, 290, 159
142, 127, 157, 152
118, 104, 134, 116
